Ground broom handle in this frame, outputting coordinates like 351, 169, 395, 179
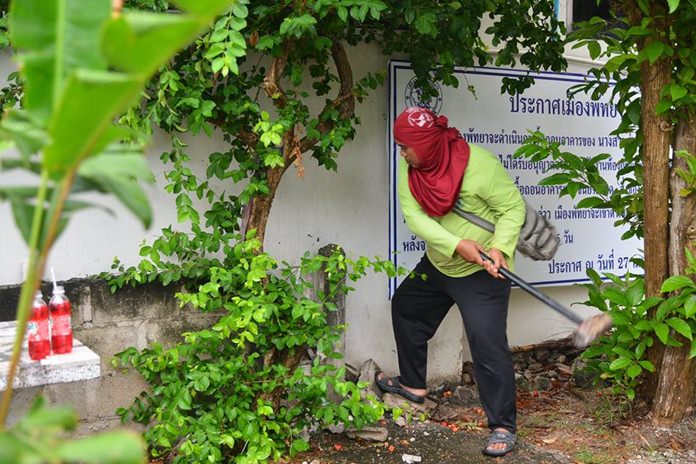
479, 252, 584, 325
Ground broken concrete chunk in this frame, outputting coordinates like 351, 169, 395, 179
358, 358, 381, 396
346, 426, 389, 442
430, 403, 462, 422
345, 362, 360, 382
326, 423, 346, 434
381, 392, 435, 414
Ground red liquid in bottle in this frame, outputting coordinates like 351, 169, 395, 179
28, 291, 50, 361
49, 286, 73, 354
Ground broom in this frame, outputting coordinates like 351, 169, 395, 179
479, 252, 612, 348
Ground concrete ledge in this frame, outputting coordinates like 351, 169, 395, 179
0, 278, 227, 430
0, 321, 100, 390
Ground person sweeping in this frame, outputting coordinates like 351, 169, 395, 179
376, 106, 525, 457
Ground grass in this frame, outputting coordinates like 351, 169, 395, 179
574, 446, 615, 464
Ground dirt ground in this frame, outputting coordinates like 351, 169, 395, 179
286, 384, 696, 464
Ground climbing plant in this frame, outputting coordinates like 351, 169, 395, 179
113, 239, 398, 463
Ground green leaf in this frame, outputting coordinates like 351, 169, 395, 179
55, 431, 146, 464
637, 296, 663, 315
102, 13, 201, 76
78, 154, 153, 228
337, 6, 348, 22
604, 287, 629, 306
661, 275, 695, 293
654, 322, 670, 344
670, 84, 687, 101
79, 153, 153, 181
587, 41, 601, 60
611, 346, 634, 359
0, 110, 49, 159
40, 185, 106, 247
626, 280, 644, 306
0, 434, 24, 464
655, 99, 672, 114
639, 360, 655, 372
635, 320, 654, 331
6, 191, 35, 245
230, 1, 249, 19
212, 57, 225, 73
685, 295, 696, 317
666, 318, 692, 340
626, 363, 641, 378
609, 310, 630, 326
538, 173, 570, 185
104, 1, 238, 78
8, 0, 111, 122
635, 340, 648, 358
656, 299, 675, 321
667, 0, 680, 13
18, 403, 77, 431
575, 196, 604, 208
586, 268, 603, 286
644, 40, 665, 64
564, 181, 583, 198
289, 438, 310, 455
44, 70, 142, 173
175, 0, 237, 16
414, 12, 437, 36
609, 356, 632, 370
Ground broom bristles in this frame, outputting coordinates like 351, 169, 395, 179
573, 313, 613, 348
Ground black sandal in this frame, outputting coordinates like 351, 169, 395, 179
374, 373, 425, 404
482, 429, 517, 457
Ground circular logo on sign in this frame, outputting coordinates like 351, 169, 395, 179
404, 77, 443, 115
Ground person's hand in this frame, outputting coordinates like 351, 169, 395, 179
455, 239, 485, 265
482, 248, 508, 279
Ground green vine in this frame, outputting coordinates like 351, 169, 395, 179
112, 236, 401, 463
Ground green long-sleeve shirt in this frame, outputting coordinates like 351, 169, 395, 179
398, 143, 526, 277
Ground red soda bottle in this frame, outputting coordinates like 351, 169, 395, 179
27, 291, 50, 361
49, 285, 73, 354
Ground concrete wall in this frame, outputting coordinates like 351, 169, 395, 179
1, 9, 605, 419
3, 279, 220, 431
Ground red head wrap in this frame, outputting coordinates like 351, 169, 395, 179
393, 107, 470, 217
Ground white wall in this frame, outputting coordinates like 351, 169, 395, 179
0, 37, 605, 385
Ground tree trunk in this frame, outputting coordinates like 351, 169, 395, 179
638, 37, 673, 401
240, 40, 355, 251
641, 58, 672, 296
242, 166, 285, 247
651, 116, 696, 423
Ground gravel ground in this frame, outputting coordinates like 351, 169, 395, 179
285, 385, 696, 464
289, 420, 571, 464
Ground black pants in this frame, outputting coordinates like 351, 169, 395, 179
391, 254, 516, 433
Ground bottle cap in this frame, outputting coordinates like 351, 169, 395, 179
35, 290, 43, 299
53, 285, 65, 295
